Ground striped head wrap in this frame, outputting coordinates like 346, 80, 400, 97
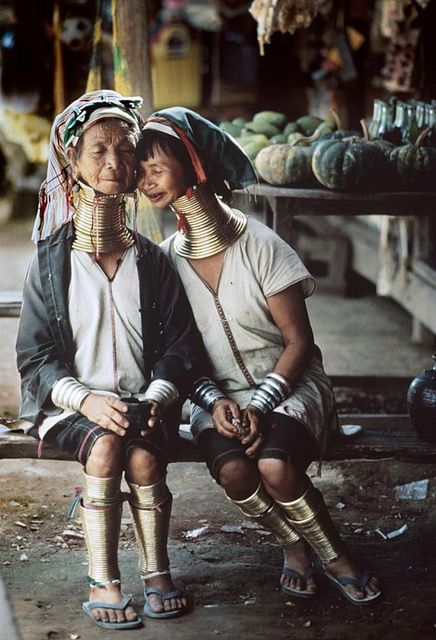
32, 89, 143, 242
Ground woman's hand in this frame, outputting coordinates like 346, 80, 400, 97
141, 401, 162, 435
81, 394, 129, 436
211, 398, 242, 439
240, 405, 265, 458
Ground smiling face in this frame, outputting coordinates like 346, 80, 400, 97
137, 146, 188, 209
67, 118, 136, 195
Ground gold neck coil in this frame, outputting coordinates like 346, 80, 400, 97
72, 181, 134, 254
170, 183, 247, 259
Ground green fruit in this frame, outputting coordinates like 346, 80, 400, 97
390, 137, 436, 190
232, 117, 246, 129
245, 120, 280, 137
242, 139, 271, 161
296, 115, 324, 136
312, 137, 390, 191
253, 110, 287, 128
283, 122, 299, 136
220, 121, 242, 138
270, 133, 287, 144
287, 132, 304, 145
255, 143, 316, 186
239, 133, 269, 146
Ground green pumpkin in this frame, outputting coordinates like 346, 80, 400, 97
312, 136, 390, 191
255, 143, 315, 186
389, 130, 436, 190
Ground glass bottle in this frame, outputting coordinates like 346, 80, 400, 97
369, 99, 384, 139
390, 100, 407, 145
376, 101, 397, 142
403, 104, 419, 144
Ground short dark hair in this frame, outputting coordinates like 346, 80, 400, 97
136, 129, 198, 187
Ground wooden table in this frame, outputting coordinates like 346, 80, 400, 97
236, 184, 436, 245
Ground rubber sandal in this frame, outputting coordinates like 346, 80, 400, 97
82, 595, 142, 629
281, 565, 318, 598
144, 586, 187, 619
323, 569, 381, 606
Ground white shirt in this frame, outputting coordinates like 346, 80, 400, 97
162, 215, 336, 445
38, 246, 145, 437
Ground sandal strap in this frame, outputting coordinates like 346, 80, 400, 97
282, 566, 316, 581
84, 596, 132, 611
145, 586, 184, 601
331, 570, 370, 589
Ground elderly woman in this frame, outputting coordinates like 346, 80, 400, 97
136, 107, 381, 607
16, 92, 203, 629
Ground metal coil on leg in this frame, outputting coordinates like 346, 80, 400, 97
80, 474, 123, 586
229, 482, 301, 546
277, 485, 344, 564
127, 478, 172, 578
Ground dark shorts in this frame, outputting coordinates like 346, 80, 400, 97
32, 405, 181, 470
196, 412, 320, 482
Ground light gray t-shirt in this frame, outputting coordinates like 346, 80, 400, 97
162, 215, 336, 445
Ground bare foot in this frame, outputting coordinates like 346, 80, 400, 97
144, 573, 187, 616
281, 540, 317, 595
89, 582, 139, 624
324, 553, 380, 601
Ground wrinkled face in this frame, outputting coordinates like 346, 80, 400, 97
137, 147, 187, 209
68, 119, 136, 195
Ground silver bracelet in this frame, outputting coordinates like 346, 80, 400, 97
51, 377, 90, 412
142, 379, 179, 407
248, 372, 291, 414
190, 378, 225, 413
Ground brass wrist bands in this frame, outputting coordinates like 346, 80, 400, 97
190, 377, 225, 413
277, 484, 344, 564
80, 474, 123, 587
229, 483, 301, 547
248, 372, 291, 414
127, 478, 172, 579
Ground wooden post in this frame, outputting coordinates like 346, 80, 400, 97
114, 0, 153, 116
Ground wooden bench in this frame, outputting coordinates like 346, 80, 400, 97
2, 291, 434, 464
1, 414, 435, 463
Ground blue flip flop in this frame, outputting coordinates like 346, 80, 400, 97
323, 569, 382, 606
144, 586, 187, 619
281, 565, 318, 598
82, 595, 142, 629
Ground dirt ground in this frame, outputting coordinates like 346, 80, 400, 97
1, 216, 436, 639
1, 457, 435, 640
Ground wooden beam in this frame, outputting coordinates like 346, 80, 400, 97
115, 0, 153, 116
1, 415, 435, 463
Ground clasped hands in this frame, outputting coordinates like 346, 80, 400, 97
81, 394, 161, 437
212, 398, 265, 458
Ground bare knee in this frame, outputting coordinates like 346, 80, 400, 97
126, 447, 162, 485
218, 458, 258, 498
85, 433, 123, 477
258, 458, 304, 498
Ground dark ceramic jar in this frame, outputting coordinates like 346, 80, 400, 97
407, 355, 436, 442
